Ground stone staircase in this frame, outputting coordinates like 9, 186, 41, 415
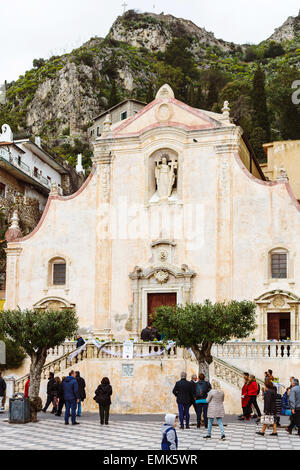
14, 341, 179, 394
14, 342, 265, 396
212, 356, 265, 390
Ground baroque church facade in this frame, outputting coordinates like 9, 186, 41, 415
5, 84, 300, 345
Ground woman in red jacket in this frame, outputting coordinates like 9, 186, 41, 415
24, 377, 30, 399
246, 375, 261, 422
239, 375, 250, 421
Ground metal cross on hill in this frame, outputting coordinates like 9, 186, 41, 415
122, 1, 128, 13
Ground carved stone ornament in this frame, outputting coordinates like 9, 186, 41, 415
159, 250, 168, 262
273, 295, 285, 308
154, 270, 169, 284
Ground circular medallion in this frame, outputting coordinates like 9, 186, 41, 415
156, 103, 173, 122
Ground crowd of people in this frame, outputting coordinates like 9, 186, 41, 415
33, 370, 113, 426
161, 369, 300, 450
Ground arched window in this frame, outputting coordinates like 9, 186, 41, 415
269, 248, 288, 279
48, 257, 66, 286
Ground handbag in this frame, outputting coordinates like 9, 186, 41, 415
260, 414, 274, 425
195, 399, 207, 404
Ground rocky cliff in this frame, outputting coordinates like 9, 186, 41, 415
269, 10, 300, 42
1, 9, 300, 165
108, 11, 233, 53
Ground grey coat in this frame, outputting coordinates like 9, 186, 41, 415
289, 385, 300, 410
206, 389, 225, 419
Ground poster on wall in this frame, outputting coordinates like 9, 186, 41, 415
123, 340, 134, 359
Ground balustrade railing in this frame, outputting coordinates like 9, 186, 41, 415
14, 341, 179, 393
212, 341, 300, 360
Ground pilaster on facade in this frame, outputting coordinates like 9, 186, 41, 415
5, 245, 22, 309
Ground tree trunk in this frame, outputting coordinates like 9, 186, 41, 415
29, 348, 48, 399
192, 342, 213, 380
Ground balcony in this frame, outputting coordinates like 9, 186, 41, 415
0, 147, 51, 190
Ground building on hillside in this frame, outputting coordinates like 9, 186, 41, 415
0, 123, 85, 292
88, 99, 146, 139
5, 85, 300, 412
262, 140, 300, 201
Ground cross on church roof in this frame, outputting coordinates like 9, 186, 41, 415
122, 1, 128, 13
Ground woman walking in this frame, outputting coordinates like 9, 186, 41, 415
247, 375, 261, 423
94, 377, 113, 425
203, 384, 226, 440
256, 381, 277, 436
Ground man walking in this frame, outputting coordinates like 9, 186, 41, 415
42, 372, 56, 413
287, 378, 300, 435
190, 374, 198, 419
0, 372, 6, 412
63, 370, 80, 425
172, 372, 194, 429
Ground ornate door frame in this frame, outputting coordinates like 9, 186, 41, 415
255, 290, 300, 341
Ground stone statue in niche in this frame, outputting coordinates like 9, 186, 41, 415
155, 154, 177, 200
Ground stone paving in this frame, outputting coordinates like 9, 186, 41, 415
0, 411, 299, 450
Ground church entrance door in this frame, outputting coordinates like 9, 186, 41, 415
267, 312, 291, 340
147, 293, 177, 326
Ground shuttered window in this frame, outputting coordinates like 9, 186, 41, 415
271, 253, 287, 278
53, 262, 66, 285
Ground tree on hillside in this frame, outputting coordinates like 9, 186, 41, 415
251, 66, 270, 142
0, 308, 78, 420
269, 66, 300, 140
249, 127, 268, 163
152, 300, 256, 377
164, 38, 199, 80
108, 80, 120, 109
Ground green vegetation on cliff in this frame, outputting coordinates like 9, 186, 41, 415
1, 10, 300, 164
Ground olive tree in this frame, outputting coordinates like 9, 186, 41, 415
153, 300, 256, 377
0, 309, 78, 399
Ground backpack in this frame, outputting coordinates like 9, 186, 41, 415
161, 427, 178, 451
196, 381, 209, 398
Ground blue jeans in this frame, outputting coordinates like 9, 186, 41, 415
77, 399, 82, 416
178, 403, 191, 427
65, 400, 77, 424
196, 403, 208, 427
207, 417, 225, 436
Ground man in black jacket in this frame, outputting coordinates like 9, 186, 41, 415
0, 372, 6, 412
42, 372, 56, 413
173, 372, 194, 429
76, 371, 86, 417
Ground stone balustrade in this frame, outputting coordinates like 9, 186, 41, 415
14, 341, 179, 393
211, 341, 300, 360
213, 356, 265, 390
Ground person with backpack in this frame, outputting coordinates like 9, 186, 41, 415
161, 414, 178, 450
94, 377, 113, 425
195, 373, 211, 429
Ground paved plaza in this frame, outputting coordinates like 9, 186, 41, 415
0, 411, 299, 450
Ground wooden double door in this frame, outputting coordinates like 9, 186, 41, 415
147, 292, 177, 325
267, 312, 291, 340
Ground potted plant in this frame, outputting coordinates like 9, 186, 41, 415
251, 338, 256, 342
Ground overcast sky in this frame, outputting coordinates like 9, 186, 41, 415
1, 0, 299, 84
